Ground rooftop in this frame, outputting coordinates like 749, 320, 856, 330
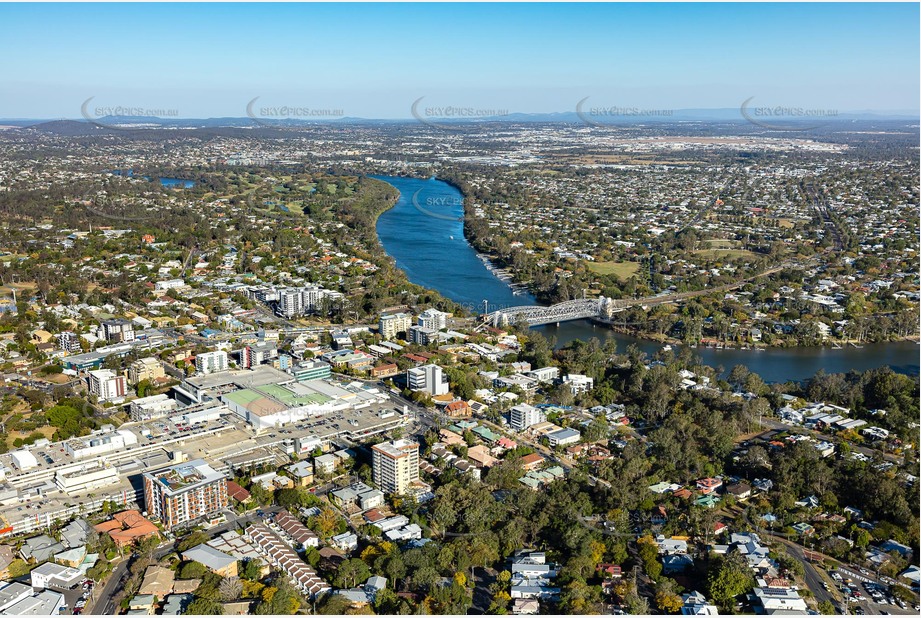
144, 459, 225, 493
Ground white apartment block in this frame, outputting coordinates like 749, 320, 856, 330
87, 369, 127, 402
526, 366, 559, 383
278, 288, 305, 318
277, 285, 326, 318
417, 308, 449, 331
130, 393, 180, 421
562, 374, 594, 395
195, 350, 229, 375
372, 439, 420, 495
406, 364, 449, 396
510, 403, 545, 431
155, 278, 186, 291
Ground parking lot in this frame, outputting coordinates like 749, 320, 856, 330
830, 567, 918, 615
48, 578, 94, 616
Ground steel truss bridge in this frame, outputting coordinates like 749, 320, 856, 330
486, 297, 626, 327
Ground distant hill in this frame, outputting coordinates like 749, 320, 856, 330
6, 108, 917, 135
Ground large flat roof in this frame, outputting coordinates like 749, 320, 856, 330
143, 458, 225, 494
185, 366, 293, 390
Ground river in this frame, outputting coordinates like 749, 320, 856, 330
373, 175, 919, 383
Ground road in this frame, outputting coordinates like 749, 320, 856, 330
87, 506, 280, 615
469, 566, 497, 614
770, 535, 837, 607
759, 419, 903, 464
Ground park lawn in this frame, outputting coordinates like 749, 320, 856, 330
703, 239, 740, 249
0, 281, 37, 295
6, 425, 57, 449
587, 261, 641, 278
695, 248, 760, 260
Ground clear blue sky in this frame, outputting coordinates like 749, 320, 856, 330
0, 2, 917, 118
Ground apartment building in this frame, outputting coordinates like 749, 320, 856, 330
562, 374, 594, 395
100, 319, 135, 343
417, 308, 449, 331
278, 288, 305, 318
143, 459, 228, 531
195, 350, 229, 375
289, 360, 332, 382
406, 364, 449, 396
409, 325, 438, 346
130, 393, 180, 421
510, 404, 545, 432
55, 331, 82, 353
87, 369, 127, 402
379, 312, 412, 340
372, 439, 420, 495
241, 343, 278, 369
277, 285, 326, 318
128, 357, 165, 385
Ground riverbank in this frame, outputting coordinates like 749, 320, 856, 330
436, 173, 919, 351
593, 316, 921, 351
365, 175, 484, 318
371, 175, 918, 380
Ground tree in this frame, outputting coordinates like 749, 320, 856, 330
583, 415, 610, 443
186, 598, 224, 615
854, 528, 872, 549
241, 558, 263, 581
219, 576, 243, 601
817, 600, 836, 615
317, 594, 354, 615
655, 590, 684, 613
254, 578, 302, 615
707, 552, 755, 611
624, 590, 650, 615
728, 365, 751, 392
274, 488, 307, 509
315, 508, 341, 538
333, 558, 371, 589
488, 590, 512, 614
176, 530, 209, 553
178, 561, 208, 580
559, 579, 602, 614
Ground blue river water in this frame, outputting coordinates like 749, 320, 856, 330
373, 175, 919, 383
107, 170, 194, 188
158, 177, 196, 188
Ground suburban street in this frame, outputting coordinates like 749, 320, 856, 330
87, 506, 280, 615
770, 535, 837, 607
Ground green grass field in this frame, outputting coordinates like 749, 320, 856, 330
695, 249, 759, 260
587, 261, 641, 278
704, 239, 739, 249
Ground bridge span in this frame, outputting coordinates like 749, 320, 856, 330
486, 297, 626, 327
484, 261, 798, 327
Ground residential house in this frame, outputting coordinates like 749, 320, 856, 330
725, 482, 752, 500
182, 544, 239, 577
